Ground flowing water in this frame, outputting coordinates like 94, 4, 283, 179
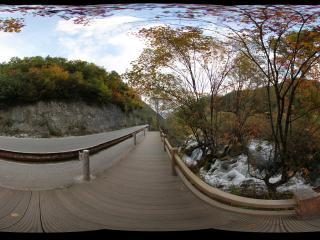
182, 139, 312, 193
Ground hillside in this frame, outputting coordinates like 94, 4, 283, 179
163, 79, 320, 146
0, 56, 141, 110
220, 80, 320, 114
0, 56, 158, 137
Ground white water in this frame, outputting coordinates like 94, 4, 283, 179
182, 139, 312, 193
182, 148, 203, 167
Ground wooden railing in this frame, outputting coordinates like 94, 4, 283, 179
0, 125, 149, 163
159, 129, 298, 213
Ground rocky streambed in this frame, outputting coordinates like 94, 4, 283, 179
182, 138, 318, 197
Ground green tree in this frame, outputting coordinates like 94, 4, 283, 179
0, 56, 141, 112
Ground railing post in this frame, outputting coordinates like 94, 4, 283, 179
293, 188, 320, 219
143, 128, 146, 136
160, 131, 164, 142
133, 132, 137, 145
79, 149, 90, 181
171, 148, 177, 176
163, 134, 167, 152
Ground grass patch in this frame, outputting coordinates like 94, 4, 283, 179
228, 184, 293, 200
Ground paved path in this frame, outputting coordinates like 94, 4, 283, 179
0, 132, 319, 232
0, 125, 146, 153
0, 131, 145, 190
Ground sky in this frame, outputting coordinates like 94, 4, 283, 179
0, 4, 221, 74
1, 4, 317, 76
0, 12, 148, 74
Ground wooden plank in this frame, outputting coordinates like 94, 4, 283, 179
2, 191, 43, 232
0, 190, 32, 231
0, 132, 319, 232
293, 188, 320, 218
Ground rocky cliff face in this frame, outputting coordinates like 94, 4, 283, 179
0, 101, 150, 137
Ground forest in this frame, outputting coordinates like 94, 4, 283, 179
0, 56, 142, 111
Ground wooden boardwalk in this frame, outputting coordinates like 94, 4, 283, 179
0, 132, 319, 232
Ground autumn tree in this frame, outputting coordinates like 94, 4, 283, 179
145, 5, 320, 195
225, 52, 264, 145
125, 26, 232, 158
218, 6, 320, 195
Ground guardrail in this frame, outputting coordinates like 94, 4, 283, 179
0, 125, 149, 163
159, 129, 298, 213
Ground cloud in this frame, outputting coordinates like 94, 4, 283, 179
56, 16, 143, 35
56, 15, 165, 74
0, 15, 167, 74
0, 32, 39, 63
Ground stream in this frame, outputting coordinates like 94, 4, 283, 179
182, 139, 315, 194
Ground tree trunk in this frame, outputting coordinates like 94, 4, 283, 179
265, 182, 278, 199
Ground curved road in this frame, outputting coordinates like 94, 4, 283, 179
0, 131, 319, 232
0, 127, 146, 190
0, 125, 146, 153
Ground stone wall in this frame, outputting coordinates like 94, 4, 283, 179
0, 101, 149, 137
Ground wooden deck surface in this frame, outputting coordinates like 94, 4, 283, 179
0, 132, 319, 232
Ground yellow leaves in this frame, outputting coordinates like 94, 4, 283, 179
29, 67, 41, 75
29, 64, 69, 81
138, 26, 213, 63
0, 18, 24, 32
284, 28, 320, 53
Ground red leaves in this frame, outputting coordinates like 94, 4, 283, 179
73, 16, 90, 26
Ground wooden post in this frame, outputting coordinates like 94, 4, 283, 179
171, 148, 177, 176
133, 132, 137, 145
143, 129, 146, 136
293, 188, 320, 219
163, 134, 166, 152
80, 150, 90, 181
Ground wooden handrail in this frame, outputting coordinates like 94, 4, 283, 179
160, 129, 297, 211
0, 125, 149, 163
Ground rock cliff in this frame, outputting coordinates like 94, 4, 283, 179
0, 101, 154, 137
